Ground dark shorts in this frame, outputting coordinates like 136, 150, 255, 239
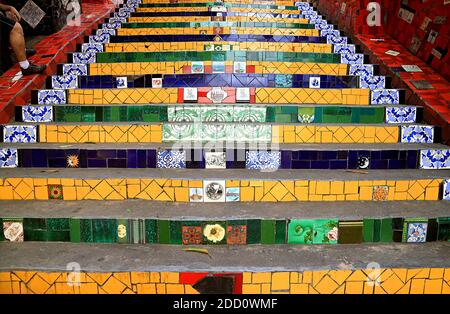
0, 11, 15, 34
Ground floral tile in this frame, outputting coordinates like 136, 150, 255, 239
204, 180, 226, 203
22, 106, 53, 122
246, 151, 281, 170
38, 90, 67, 105
420, 150, 450, 169
0, 148, 18, 168
401, 125, 434, 143
404, 222, 428, 243
298, 107, 315, 123
312, 219, 338, 244
156, 150, 186, 168
182, 226, 202, 245
373, 186, 389, 201
3, 125, 37, 143
51, 75, 78, 89
385, 107, 417, 123
227, 225, 247, 245
202, 222, 227, 244
48, 185, 63, 200
234, 107, 266, 123
287, 219, 338, 244
167, 106, 201, 123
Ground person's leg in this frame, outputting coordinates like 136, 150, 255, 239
9, 22, 27, 64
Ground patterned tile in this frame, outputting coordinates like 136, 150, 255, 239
89, 34, 111, 44
203, 180, 226, 203
0, 148, 18, 168
406, 222, 428, 243
227, 225, 247, 244
341, 53, 364, 65
386, 107, 417, 123
246, 151, 281, 170
51, 76, 78, 89
202, 222, 227, 244
3, 125, 37, 143
372, 186, 389, 201
420, 150, 450, 169
288, 219, 338, 244
349, 64, 374, 77
22, 106, 53, 122
225, 187, 240, 202
48, 185, 63, 200
205, 152, 226, 169
38, 90, 67, 105
371, 89, 400, 105
3, 219, 24, 242
156, 150, 186, 168
360, 76, 386, 90
189, 187, 204, 202
72, 52, 96, 64
401, 125, 434, 143
81, 43, 104, 53
116, 77, 128, 89
309, 77, 320, 88
62, 64, 88, 76
443, 179, 450, 201
333, 44, 356, 54
182, 226, 202, 245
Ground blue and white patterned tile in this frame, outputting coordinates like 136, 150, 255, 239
0, 148, 18, 168
326, 34, 347, 45
420, 150, 450, 169
22, 106, 53, 122
156, 150, 186, 168
81, 43, 103, 53
102, 21, 121, 30
62, 64, 87, 76
385, 107, 417, 123
401, 125, 434, 144
51, 75, 78, 89
321, 29, 339, 37
341, 53, 364, 65
38, 90, 66, 105
349, 64, 374, 77
295, 2, 311, 10
371, 89, 400, 105
246, 151, 281, 170
406, 222, 428, 243
89, 34, 110, 44
360, 76, 386, 90
333, 44, 356, 54
114, 11, 130, 19
72, 53, 96, 64
444, 179, 450, 201
3, 125, 37, 143
315, 21, 333, 31
107, 17, 126, 24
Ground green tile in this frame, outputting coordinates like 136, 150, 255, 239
92, 219, 117, 243
145, 219, 158, 243
157, 220, 170, 244
46, 231, 70, 242
169, 221, 183, 244
275, 220, 286, 244
380, 218, 394, 243
288, 219, 314, 244
363, 219, 374, 242
261, 220, 276, 244
228, 220, 247, 226
245, 219, 261, 244
24, 218, 46, 230
70, 218, 81, 243
80, 219, 93, 243
298, 107, 315, 123
437, 218, 450, 241
130, 219, 146, 244
47, 218, 70, 231
312, 219, 338, 244
24, 230, 47, 242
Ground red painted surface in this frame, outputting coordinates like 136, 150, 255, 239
0, 1, 116, 123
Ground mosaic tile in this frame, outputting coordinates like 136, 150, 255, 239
202, 222, 227, 244
3, 219, 24, 242
373, 186, 389, 201
360, 76, 386, 90
0, 148, 18, 168
66, 154, 80, 168
288, 219, 338, 244
203, 180, 226, 203
205, 152, 226, 169
152, 77, 162, 88
191, 61, 204, 74
371, 89, 400, 105
22, 106, 53, 122
38, 90, 67, 105
326, 34, 347, 45
298, 107, 315, 123
48, 185, 63, 200
89, 34, 110, 44
420, 150, 450, 169
246, 151, 281, 170
81, 43, 104, 53
184, 88, 198, 101
62, 64, 88, 76
156, 150, 186, 168
357, 156, 370, 169
189, 187, 204, 202
51, 75, 78, 90
72, 52, 96, 64
236, 88, 250, 102
341, 53, 364, 65
444, 179, 450, 201
182, 226, 202, 245
349, 64, 374, 77
225, 187, 240, 202
207, 87, 228, 103
233, 61, 246, 73
227, 225, 247, 244
401, 125, 434, 143
3, 125, 37, 143
333, 44, 356, 54
309, 76, 320, 88
404, 221, 428, 243
116, 77, 128, 89
386, 107, 417, 123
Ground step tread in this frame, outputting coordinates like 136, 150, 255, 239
1, 242, 448, 272
1, 168, 449, 180
0, 200, 448, 219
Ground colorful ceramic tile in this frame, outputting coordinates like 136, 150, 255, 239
225, 187, 240, 202
203, 180, 226, 202
116, 77, 128, 89
227, 225, 247, 245
156, 150, 186, 168
246, 151, 281, 170
420, 150, 450, 169
182, 226, 202, 245
38, 90, 67, 105
401, 125, 434, 143
288, 219, 338, 244
152, 77, 163, 88
333, 44, 356, 54
326, 34, 347, 45
205, 152, 226, 169
62, 63, 88, 76
72, 52, 96, 64
357, 156, 370, 169
0, 148, 18, 168
202, 222, 227, 244
405, 222, 428, 243
207, 87, 227, 103
66, 154, 80, 168
22, 106, 53, 122
81, 43, 103, 53
89, 34, 110, 44
443, 179, 450, 201
183, 88, 198, 101
373, 186, 389, 201
236, 87, 250, 102
312, 219, 339, 244
341, 53, 364, 64
3, 125, 37, 143
298, 107, 315, 123
212, 61, 225, 73
309, 76, 320, 89
51, 75, 78, 89
233, 61, 246, 74
3, 219, 24, 242
360, 76, 386, 90
48, 185, 63, 200
371, 89, 400, 105
191, 61, 204, 74
117, 221, 128, 243
349, 64, 374, 77
189, 187, 204, 202
386, 107, 417, 123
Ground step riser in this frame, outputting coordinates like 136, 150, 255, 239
1, 217, 448, 245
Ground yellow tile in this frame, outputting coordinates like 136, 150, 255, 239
424, 279, 443, 294
137, 283, 156, 294
242, 284, 261, 294
330, 181, 344, 194
252, 272, 271, 284
166, 284, 185, 294
313, 275, 339, 294
429, 268, 444, 279
290, 283, 309, 294
160, 272, 179, 284
344, 181, 358, 194
150, 272, 160, 283
243, 272, 252, 284
410, 279, 425, 294
271, 272, 290, 291
345, 281, 363, 294
315, 181, 330, 194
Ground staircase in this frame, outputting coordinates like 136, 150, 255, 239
0, 0, 449, 294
